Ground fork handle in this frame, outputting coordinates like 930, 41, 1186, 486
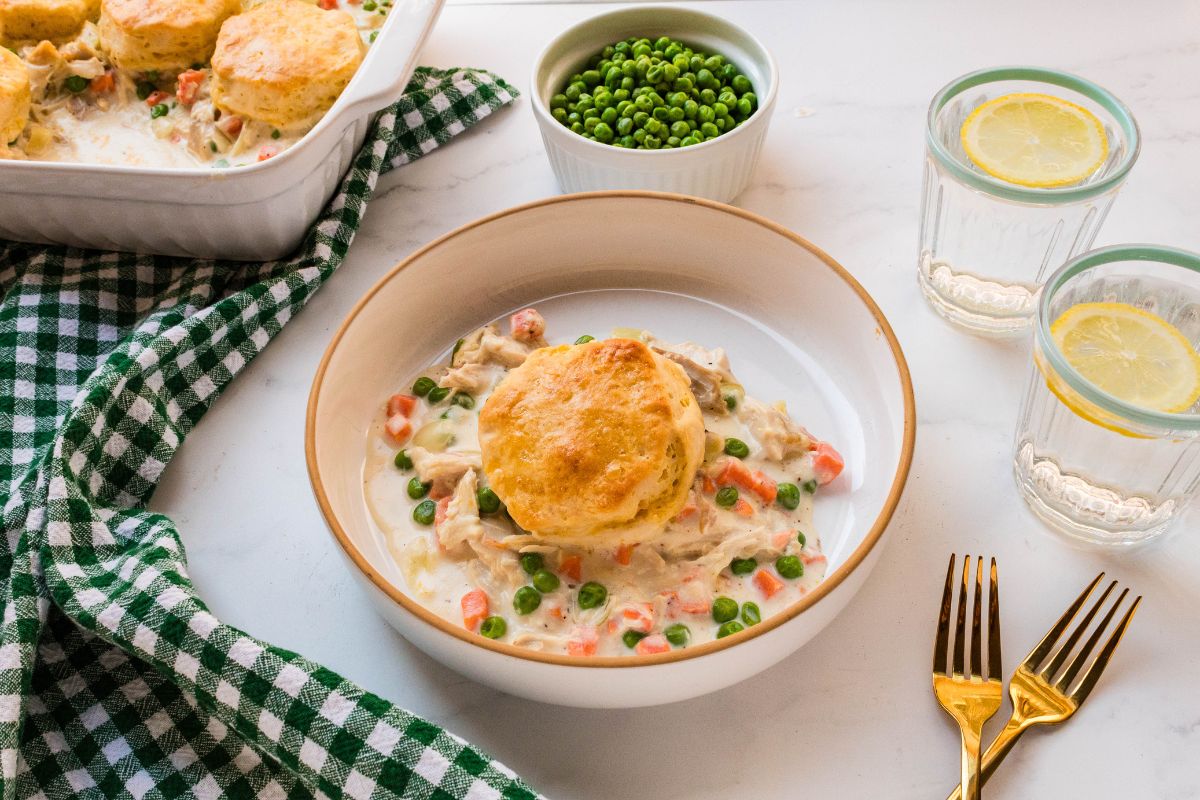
946, 717, 1029, 800
958, 725, 984, 800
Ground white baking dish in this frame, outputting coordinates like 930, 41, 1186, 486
0, 0, 444, 261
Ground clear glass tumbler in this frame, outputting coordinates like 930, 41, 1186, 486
919, 67, 1141, 337
1014, 245, 1200, 547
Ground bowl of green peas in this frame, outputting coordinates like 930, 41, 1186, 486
531, 5, 777, 202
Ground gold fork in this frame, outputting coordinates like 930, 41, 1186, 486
946, 572, 1142, 800
934, 555, 1003, 800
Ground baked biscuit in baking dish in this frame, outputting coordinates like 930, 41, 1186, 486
479, 338, 706, 540
0, 47, 31, 143
98, 0, 239, 71
210, 0, 365, 129
0, 0, 97, 43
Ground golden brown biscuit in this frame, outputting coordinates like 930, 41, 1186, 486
210, 0, 364, 129
0, 0, 96, 42
0, 47, 30, 143
98, 0, 239, 72
479, 339, 706, 540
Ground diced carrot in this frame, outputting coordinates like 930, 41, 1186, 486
616, 603, 653, 632
732, 498, 754, 517
384, 414, 411, 443
567, 626, 598, 657
772, 530, 793, 550
317, 0, 337, 7
90, 72, 114, 94
802, 552, 828, 567
216, 115, 243, 138
428, 483, 452, 501
702, 476, 716, 494
635, 634, 671, 655
754, 569, 784, 599
676, 580, 710, 614
546, 603, 567, 620
672, 501, 698, 522
615, 543, 637, 566
715, 459, 777, 503
257, 144, 280, 162
509, 308, 545, 342
434, 497, 450, 529
145, 90, 170, 106
812, 442, 845, 485
387, 393, 417, 416
559, 554, 582, 582
460, 589, 488, 631
175, 69, 204, 106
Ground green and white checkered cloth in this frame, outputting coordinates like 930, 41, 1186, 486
0, 67, 541, 800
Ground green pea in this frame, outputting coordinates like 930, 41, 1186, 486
622, 629, 647, 649
719, 90, 738, 106
476, 487, 501, 515
616, 117, 633, 136
776, 555, 804, 580
583, 117, 600, 133
712, 596, 739, 623
722, 64, 739, 82
667, 106, 685, 122
704, 54, 724, 70
564, 83, 583, 101
737, 97, 753, 117
618, 135, 636, 148
632, 110, 649, 127
695, 68, 715, 89
644, 117, 663, 136
552, 107, 568, 123
723, 391, 738, 411
519, 552, 544, 575
645, 65, 664, 83
513, 586, 541, 615
412, 499, 436, 525
713, 101, 729, 117
451, 393, 475, 409
667, 136, 681, 147
723, 438, 750, 458
479, 616, 506, 639
581, 69, 601, 86
644, 135, 662, 150
393, 450, 413, 470
716, 620, 744, 639
407, 477, 431, 499
662, 63, 680, 83
683, 99, 698, 119
699, 88, 717, 106
715, 486, 738, 508
550, 93, 568, 110
575, 334, 595, 344
732, 74, 752, 94
150, 103, 169, 119
680, 136, 698, 147
729, 557, 757, 576
777, 483, 801, 510
652, 105, 670, 121
599, 107, 617, 126
633, 128, 646, 144
427, 386, 450, 404
741, 91, 758, 109
664, 623, 690, 647
577, 581, 608, 609
741, 602, 762, 626
567, 112, 581, 125
64, 75, 89, 93
594, 122, 614, 143
797, 531, 808, 548
136, 81, 155, 100
669, 120, 690, 138
570, 122, 585, 135
700, 122, 720, 139
532, 569, 560, 593
803, 479, 819, 494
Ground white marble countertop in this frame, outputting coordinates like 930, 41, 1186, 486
150, 1, 1200, 797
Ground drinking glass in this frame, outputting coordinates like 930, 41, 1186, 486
1014, 245, 1200, 547
919, 67, 1140, 337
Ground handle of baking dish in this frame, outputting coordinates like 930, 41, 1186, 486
341, 0, 446, 115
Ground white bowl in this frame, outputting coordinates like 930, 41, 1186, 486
0, 0, 444, 260
306, 192, 915, 708
530, 6, 777, 202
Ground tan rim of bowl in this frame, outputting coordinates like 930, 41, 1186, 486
305, 190, 917, 668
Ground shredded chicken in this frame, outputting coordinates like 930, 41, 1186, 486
438, 362, 496, 395
654, 347, 728, 414
452, 324, 532, 368
409, 447, 481, 497
436, 471, 485, 553
739, 397, 815, 461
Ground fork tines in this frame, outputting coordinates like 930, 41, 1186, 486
934, 555, 1001, 681
1024, 573, 1142, 703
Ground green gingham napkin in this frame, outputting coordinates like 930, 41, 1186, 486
0, 67, 541, 800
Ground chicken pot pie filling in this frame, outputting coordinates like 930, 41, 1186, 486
0, 0, 387, 166
364, 309, 846, 657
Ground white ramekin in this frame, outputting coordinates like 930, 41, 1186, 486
0, 0, 443, 261
530, 6, 777, 203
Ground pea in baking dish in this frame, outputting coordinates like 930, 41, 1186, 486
0, 0, 444, 260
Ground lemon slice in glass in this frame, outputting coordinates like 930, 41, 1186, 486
1050, 302, 1200, 414
961, 93, 1109, 188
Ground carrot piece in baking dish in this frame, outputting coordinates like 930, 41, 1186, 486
145, 90, 170, 107
754, 569, 784, 599
635, 634, 671, 656
559, 554, 582, 582
732, 498, 754, 517
701, 476, 717, 494
716, 459, 777, 504
318, 0, 337, 7
461, 589, 489, 632
176, 69, 205, 106
90, 72, 114, 94
258, 144, 280, 162
509, 308, 545, 343
615, 603, 654, 633
384, 415, 411, 443
811, 441, 845, 485
614, 543, 637, 565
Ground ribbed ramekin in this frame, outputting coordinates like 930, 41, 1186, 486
530, 6, 777, 203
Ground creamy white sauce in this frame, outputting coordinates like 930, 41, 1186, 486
364, 317, 838, 658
